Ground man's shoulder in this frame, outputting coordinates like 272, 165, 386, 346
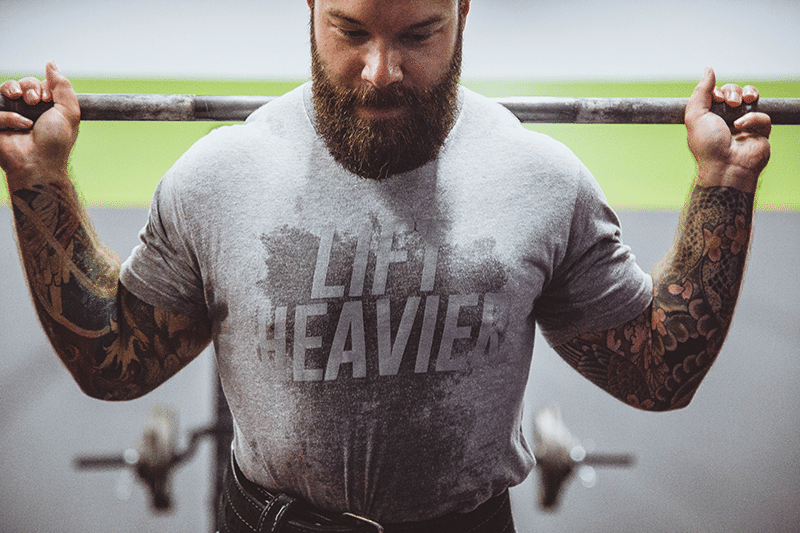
454, 86, 581, 170
244, 83, 309, 125
457, 86, 520, 131
177, 84, 311, 161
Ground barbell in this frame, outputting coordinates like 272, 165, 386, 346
3, 93, 800, 125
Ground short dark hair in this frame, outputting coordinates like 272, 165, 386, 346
309, 0, 467, 9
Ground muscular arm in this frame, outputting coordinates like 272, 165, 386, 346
2, 64, 210, 400
553, 69, 770, 411
11, 179, 211, 400
554, 185, 753, 410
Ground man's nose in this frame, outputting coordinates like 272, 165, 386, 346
361, 42, 403, 88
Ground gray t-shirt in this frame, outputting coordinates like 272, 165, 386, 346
120, 83, 652, 522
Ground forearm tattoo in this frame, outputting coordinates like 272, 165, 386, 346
554, 186, 754, 410
12, 182, 210, 400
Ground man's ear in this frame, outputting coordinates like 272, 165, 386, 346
459, 0, 471, 19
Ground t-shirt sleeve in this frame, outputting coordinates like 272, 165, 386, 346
119, 172, 208, 318
535, 167, 653, 346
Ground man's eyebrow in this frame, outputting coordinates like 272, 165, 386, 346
325, 9, 447, 31
405, 15, 447, 31
326, 9, 364, 26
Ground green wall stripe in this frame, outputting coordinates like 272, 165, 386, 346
2, 77, 798, 210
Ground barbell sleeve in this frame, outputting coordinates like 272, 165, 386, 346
2, 93, 799, 125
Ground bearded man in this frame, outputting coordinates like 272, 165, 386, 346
0, 0, 771, 532
310, 0, 464, 180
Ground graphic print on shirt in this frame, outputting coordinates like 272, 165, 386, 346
257, 218, 511, 382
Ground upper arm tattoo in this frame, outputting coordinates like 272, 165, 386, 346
553, 185, 754, 410
12, 182, 211, 400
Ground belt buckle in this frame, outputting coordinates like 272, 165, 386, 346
342, 512, 384, 533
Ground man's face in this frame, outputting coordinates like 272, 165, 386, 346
309, 0, 468, 180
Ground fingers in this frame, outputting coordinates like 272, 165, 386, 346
1, 79, 24, 100
687, 68, 769, 134
733, 111, 772, 139
716, 81, 767, 136
719, 83, 759, 107
1, 77, 44, 107
692, 65, 759, 108
1, 62, 79, 130
0, 79, 39, 130
742, 85, 758, 104
0, 110, 34, 130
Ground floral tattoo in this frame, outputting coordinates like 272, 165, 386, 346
554, 185, 754, 410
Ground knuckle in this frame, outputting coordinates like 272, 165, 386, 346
1, 80, 21, 94
18, 77, 42, 91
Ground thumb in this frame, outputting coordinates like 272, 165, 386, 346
685, 67, 716, 123
45, 62, 80, 124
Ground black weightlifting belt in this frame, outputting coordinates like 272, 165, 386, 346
222, 451, 513, 533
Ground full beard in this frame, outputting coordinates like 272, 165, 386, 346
311, 26, 463, 180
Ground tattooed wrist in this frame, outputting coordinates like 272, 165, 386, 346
12, 181, 118, 310
12, 182, 81, 246
657, 185, 754, 323
645, 184, 754, 406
